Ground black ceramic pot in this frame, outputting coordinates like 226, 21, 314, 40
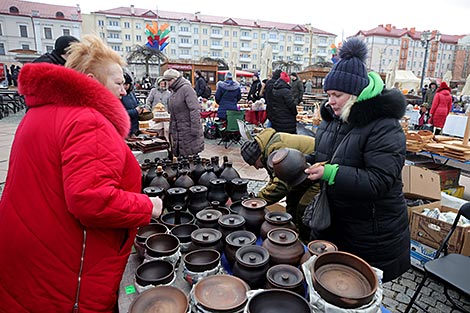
233, 245, 270, 289
224, 230, 257, 266
135, 259, 175, 287
183, 249, 221, 272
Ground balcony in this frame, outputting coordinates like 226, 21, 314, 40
294, 40, 305, 45
268, 38, 279, 44
240, 46, 252, 52
317, 51, 328, 57
178, 31, 192, 37
293, 50, 304, 56
272, 49, 280, 54
317, 41, 329, 47
178, 53, 192, 60
210, 33, 223, 39
210, 45, 223, 50
240, 56, 252, 62
240, 35, 252, 41
106, 25, 121, 32
106, 38, 122, 44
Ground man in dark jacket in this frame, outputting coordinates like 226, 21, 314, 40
247, 73, 262, 102
269, 72, 297, 134
215, 72, 241, 120
265, 69, 282, 127
290, 72, 304, 105
121, 72, 143, 136
194, 70, 209, 98
32, 35, 79, 65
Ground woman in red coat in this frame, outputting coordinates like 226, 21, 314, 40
0, 35, 162, 313
430, 82, 453, 134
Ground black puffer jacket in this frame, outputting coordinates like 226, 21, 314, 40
314, 88, 410, 283
269, 79, 297, 134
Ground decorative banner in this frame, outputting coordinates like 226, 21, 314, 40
331, 43, 339, 64
145, 21, 170, 51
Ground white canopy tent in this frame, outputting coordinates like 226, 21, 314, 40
393, 70, 420, 91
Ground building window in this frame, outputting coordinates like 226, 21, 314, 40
203, 28, 208, 35
98, 20, 104, 26
109, 20, 119, 27
63, 29, 70, 36
233, 31, 238, 37
194, 39, 199, 45
170, 49, 176, 55
111, 45, 120, 51
203, 40, 208, 46
212, 28, 221, 35
253, 33, 258, 39
180, 26, 190, 32
22, 44, 30, 50
193, 27, 199, 34
126, 46, 131, 52
46, 45, 53, 52
233, 42, 238, 48
56, 11, 64, 18
180, 49, 190, 55
19, 25, 28, 37
136, 35, 142, 41
108, 33, 120, 39
125, 34, 131, 41
224, 41, 229, 48
170, 26, 175, 32
124, 22, 130, 28
0, 23, 3, 36
9, 6, 19, 14
171, 38, 176, 43
44, 27, 52, 39
224, 30, 229, 36
261, 33, 266, 40
0, 43, 5, 55
181, 38, 190, 44
136, 23, 142, 29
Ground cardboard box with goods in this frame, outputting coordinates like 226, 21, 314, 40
409, 204, 470, 256
402, 165, 441, 201
442, 185, 465, 199
410, 239, 442, 271
415, 162, 461, 190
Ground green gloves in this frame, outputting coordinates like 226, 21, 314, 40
321, 164, 339, 185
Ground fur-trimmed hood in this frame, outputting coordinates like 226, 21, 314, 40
18, 63, 130, 138
320, 88, 406, 127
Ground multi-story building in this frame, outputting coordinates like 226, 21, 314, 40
354, 24, 464, 84
0, 0, 81, 64
81, 5, 336, 77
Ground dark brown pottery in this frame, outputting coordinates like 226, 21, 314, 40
300, 240, 338, 264
207, 178, 229, 205
128, 286, 189, 313
193, 275, 249, 312
205, 201, 230, 216
159, 205, 195, 228
135, 224, 169, 260
183, 249, 221, 272
233, 245, 270, 289
187, 185, 210, 215
271, 148, 309, 187
311, 251, 378, 309
189, 228, 224, 253
230, 178, 249, 202
266, 264, 306, 297
239, 198, 268, 236
195, 209, 223, 229
149, 166, 171, 191
145, 233, 180, 258
198, 165, 218, 187
142, 186, 165, 198
135, 259, 175, 287
165, 187, 187, 211
143, 161, 157, 188
224, 230, 256, 265
220, 162, 240, 196
211, 156, 222, 177
218, 214, 246, 240
192, 158, 206, 184
260, 211, 297, 240
262, 228, 304, 266
170, 224, 199, 244
229, 196, 250, 214
174, 169, 195, 189
246, 289, 311, 313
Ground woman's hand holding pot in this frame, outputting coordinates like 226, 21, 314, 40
305, 162, 326, 181
149, 196, 163, 218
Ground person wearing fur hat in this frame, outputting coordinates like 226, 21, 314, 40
429, 81, 453, 134
290, 72, 304, 105
33, 35, 79, 65
423, 82, 438, 109
146, 76, 171, 111
241, 128, 319, 241
215, 72, 242, 120
268, 71, 297, 133
303, 37, 410, 283
121, 72, 143, 136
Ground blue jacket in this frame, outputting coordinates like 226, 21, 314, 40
215, 79, 241, 119
121, 91, 140, 136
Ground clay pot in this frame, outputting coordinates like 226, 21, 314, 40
262, 228, 304, 266
174, 169, 194, 189
211, 156, 222, 177
207, 178, 229, 205
183, 249, 221, 272
149, 166, 171, 191
144, 233, 180, 258
165, 187, 187, 211
266, 264, 305, 297
229, 196, 250, 214
218, 214, 246, 240
271, 148, 309, 187
195, 209, 223, 229
189, 228, 224, 253
187, 185, 210, 215
233, 245, 270, 289
198, 165, 218, 187
159, 205, 195, 228
191, 158, 206, 184
300, 240, 338, 264
224, 230, 256, 265
134, 224, 169, 260
230, 178, 249, 202
238, 198, 268, 236
170, 224, 199, 252
129, 286, 188, 313
135, 259, 174, 287
205, 201, 230, 216
142, 186, 165, 198
143, 161, 157, 188
246, 289, 312, 313
260, 211, 297, 240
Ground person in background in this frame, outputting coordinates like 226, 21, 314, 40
6, 68, 12, 86
429, 81, 453, 135
290, 72, 304, 105
264, 69, 282, 128
269, 72, 297, 134
247, 73, 262, 103
194, 70, 208, 98
241, 128, 319, 241
122, 72, 143, 136
0, 35, 162, 313
32, 35, 79, 65
146, 76, 171, 111
304, 79, 313, 95
423, 82, 438, 110
416, 104, 430, 130
421, 84, 428, 101
163, 69, 204, 156
304, 38, 409, 283
215, 72, 241, 120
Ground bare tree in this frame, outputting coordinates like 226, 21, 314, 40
126, 45, 169, 76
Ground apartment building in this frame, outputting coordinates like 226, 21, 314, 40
0, 0, 81, 64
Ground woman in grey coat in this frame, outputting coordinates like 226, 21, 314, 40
163, 69, 204, 156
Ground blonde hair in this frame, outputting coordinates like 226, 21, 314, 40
340, 94, 357, 122
65, 34, 126, 84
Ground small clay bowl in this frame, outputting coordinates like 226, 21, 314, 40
145, 233, 180, 258
246, 289, 311, 313
135, 259, 174, 287
170, 224, 199, 244
183, 249, 221, 272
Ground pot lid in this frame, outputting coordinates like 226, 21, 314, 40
189, 185, 208, 193
142, 186, 164, 194
209, 178, 227, 185
194, 275, 249, 311
231, 178, 248, 186
267, 264, 304, 288
308, 240, 338, 256
265, 212, 292, 224
191, 228, 222, 244
271, 148, 289, 164
196, 209, 222, 222
225, 230, 256, 247
129, 286, 188, 313
241, 198, 267, 210
267, 228, 298, 245
235, 245, 269, 267
218, 214, 245, 228
167, 187, 187, 195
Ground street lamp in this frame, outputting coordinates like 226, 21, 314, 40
420, 30, 441, 90
305, 23, 313, 66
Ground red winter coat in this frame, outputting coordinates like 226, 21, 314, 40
0, 64, 153, 313
430, 86, 452, 128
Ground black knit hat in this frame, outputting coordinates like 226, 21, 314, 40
272, 69, 282, 80
54, 35, 79, 55
323, 38, 369, 96
241, 140, 262, 165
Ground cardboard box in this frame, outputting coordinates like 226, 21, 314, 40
402, 165, 441, 201
442, 185, 465, 199
406, 200, 441, 222
415, 162, 461, 190
409, 204, 470, 256
410, 239, 441, 271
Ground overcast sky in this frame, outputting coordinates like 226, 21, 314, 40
38, 0, 469, 41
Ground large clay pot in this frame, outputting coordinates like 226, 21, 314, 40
143, 161, 157, 188
233, 245, 270, 289
149, 166, 171, 191
129, 286, 188, 313
195, 209, 223, 229
198, 165, 218, 188
187, 185, 210, 215
260, 211, 297, 240
170, 224, 199, 252
218, 214, 246, 240
192, 158, 206, 184
174, 169, 194, 189
159, 205, 195, 228
205, 201, 230, 216
211, 156, 222, 177
300, 240, 338, 264
188, 228, 224, 253
224, 230, 256, 265
207, 178, 229, 205
230, 178, 249, 202
219, 162, 240, 196
262, 228, 304, 267
266, 264, 305, 297
165, 187, 187, 211
144, 233, 180, 258
229, 196, 250, 214
271, 148, 309, 187
238, 198, 268, 236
